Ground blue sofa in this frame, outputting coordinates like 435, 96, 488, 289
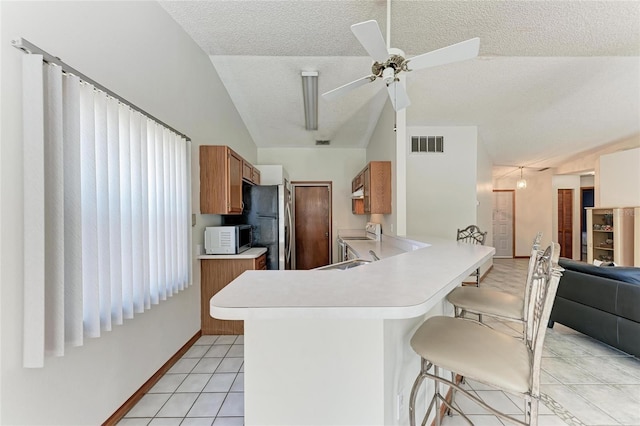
548, 258, 640, 357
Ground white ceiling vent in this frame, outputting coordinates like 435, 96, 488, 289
411, 136, 444, 153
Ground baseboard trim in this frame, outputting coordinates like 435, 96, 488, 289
102, 330, 202, 426
514, 255, 530, 259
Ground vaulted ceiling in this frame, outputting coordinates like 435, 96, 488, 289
159, 0, 640, 174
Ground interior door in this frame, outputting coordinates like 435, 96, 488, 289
558, 188, 573, 259
492, 190, 514, 257
293, 183, 331, 270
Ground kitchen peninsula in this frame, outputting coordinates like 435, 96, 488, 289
211, 235, 495, 426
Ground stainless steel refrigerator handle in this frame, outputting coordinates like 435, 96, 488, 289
285, 202, 293, 262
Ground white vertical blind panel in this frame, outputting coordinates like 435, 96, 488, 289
94, 90, 112, 332
43, 63, 65, 357
181, 139, 189, 286
169, 133, 178, 294
187, 141, 193, 286
23, 55, 46, 368
119, 105, 134, 319
130, 111, 144, 314
80, 83, 100, 338
156, 125, 167, 300
141, 119, 151, 310
176, 138, 185, 290
63, 74, 84, 347
160, 129, 169, 296
107, 97, 123, 325
147, 122, 159, 305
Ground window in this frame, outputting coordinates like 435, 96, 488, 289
21, 53, 191, 367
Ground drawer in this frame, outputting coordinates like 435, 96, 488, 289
256, 254, 267, 270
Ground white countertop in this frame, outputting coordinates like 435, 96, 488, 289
211, 235, 494, 320
198, 247, 267, 260
344, 239, 407, 261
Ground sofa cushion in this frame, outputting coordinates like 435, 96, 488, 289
558, 258, 640, 285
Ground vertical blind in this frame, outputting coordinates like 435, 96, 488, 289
22, 55, 192, 368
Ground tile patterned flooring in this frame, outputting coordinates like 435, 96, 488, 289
119, 258, 640, 426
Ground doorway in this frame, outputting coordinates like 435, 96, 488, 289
292, 182, 332, 270
580, 187, 595, 261
492, 190, 515, 257
558, 189, 574, 259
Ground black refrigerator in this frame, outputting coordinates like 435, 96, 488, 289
223, 183, 292, 270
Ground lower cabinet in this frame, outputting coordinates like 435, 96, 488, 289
201, 253, 267, 334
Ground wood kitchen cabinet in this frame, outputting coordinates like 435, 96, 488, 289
351, 161, 391, 215
201, 253, 267, 334
200, 145, 261, 214
252, 167, 261, 185
242, 160, 253, 183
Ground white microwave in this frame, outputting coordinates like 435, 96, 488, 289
204, 225, 252, 254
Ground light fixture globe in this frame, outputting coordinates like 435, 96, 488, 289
516, 167, 527, 189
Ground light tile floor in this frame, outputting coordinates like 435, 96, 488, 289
119, 258, 640, 426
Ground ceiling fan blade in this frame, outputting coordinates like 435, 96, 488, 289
406, 37, 480, 71
322, 75, 376, 101
350, 20, 389, 63
386, 81, 411, 111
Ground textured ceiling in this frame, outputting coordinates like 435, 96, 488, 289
159, 0, 640, 173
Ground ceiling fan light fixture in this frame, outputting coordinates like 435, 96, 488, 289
301, 71, 318, 131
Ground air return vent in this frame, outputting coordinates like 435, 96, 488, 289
411, 136, 444, 153
315, 140, 330, 146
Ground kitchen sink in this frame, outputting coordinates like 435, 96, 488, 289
313, 259, 372, 271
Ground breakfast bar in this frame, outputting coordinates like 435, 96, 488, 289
211, 236, 495, 426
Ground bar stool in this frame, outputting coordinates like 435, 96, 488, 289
408, 242, 562, 426
447, 232, 543, 331
456, 225, 487, 286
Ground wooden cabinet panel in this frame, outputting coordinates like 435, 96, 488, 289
242, 160, 253, 182
255, 253, 267, 270
228, 150, 243, 213
199, 145, 245, 214
351, 161, 391, 215
201, 253, 267, 335
252, 167, 261, 185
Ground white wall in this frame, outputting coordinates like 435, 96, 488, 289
406, 126, 478, 239
257, 148, 366, 263
366, 101, 397, 236
476, 137, 494, 273
599, 147, 640, 207
552, 175, 582, 260
1, 2, 255, 424
494, 170, 554, 256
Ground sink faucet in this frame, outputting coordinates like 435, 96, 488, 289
369, 250, 380, 261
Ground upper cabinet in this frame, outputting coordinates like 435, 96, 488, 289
352, 161, 391, 215
200, 145, 259, 214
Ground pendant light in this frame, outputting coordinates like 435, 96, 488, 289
516, 167, 527, 189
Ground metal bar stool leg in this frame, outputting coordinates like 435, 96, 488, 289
409, 358, 429, 426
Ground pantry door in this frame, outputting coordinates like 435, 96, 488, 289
292, 182, 332, 270
558, 189, 573, 259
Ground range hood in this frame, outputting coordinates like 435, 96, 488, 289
350, 189, 364, 199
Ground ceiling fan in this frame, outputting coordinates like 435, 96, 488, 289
322, 19, 480, 111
